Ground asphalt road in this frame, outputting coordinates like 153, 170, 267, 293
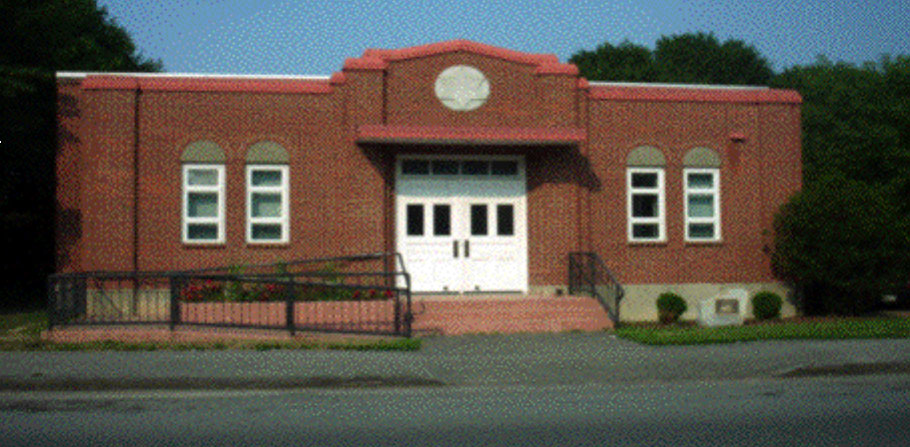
1, 375, 908, 446
3, 334, 910, 389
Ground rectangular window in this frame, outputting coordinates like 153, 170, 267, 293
470, 204, 488, 236
183, 164, 225, 243
431, 160, 459, 175
684, 169, 720, 241
627, 168, 665, 242
497, 204, 514, 236
433, 204, 451, 236
462, 161, 489, 176
491, 161, 518, 176
247, 165, 289, 243
401, 159, 429, 175
406, 204, 424, 236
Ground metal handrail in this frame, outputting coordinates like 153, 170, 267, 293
48, 252, 413, 337
568, 252, 625, 323
50, 252, 403, 278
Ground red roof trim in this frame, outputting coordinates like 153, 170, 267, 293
82, 76, 139, 90
80, 75, 333, 94
534, 63, 579, 76
588, 86, 802, 104
329, 72, 347, 85
342, 56, 388, 71
357, 125, 586, 144
361, 40, 559, 66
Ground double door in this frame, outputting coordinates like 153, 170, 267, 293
396, 156, 527, 293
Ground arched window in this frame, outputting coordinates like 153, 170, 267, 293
626, 146, 666, 242
245, 141, 290, 243
683, 147, 721, 242
181, 141, 226, 243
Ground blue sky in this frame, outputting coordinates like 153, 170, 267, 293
98, 0, 910, 76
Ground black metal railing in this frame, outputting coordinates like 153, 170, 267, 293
568, 252, 624, 323
47, 252, 413, 337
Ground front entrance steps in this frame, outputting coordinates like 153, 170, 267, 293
409, 294, 613, 335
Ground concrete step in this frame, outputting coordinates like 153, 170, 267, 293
410, 295, 613, 335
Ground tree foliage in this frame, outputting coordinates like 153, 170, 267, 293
770, 56, 910, 314
0, 0, 159, 309
772, 56, 910, 209
771, 176, 910, 315
569, 40, 655, 82
570, 32, 773, 85
0, 0, 161, 71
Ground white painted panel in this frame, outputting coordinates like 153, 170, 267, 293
396, 155, 527, 293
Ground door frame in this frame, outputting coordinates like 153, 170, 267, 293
394, 153, 528, 293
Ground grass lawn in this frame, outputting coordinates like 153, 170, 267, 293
614, 315, 910, 345
0, 311, 421, 352
0, 311, 46, 338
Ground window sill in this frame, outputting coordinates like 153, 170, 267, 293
684, 239, 723, 246
627, 240, 668, 247
181, 242, 226, 249
245, 242, 291, 249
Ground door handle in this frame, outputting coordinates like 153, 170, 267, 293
464, 240, 470, 258
453, 240, 459, 258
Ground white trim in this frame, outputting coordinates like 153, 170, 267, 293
396, 154, 527, 293
683, 168, 722, 242
182, 164, 225, 244
627, 168, 666, 243
397, 154, 525, 180
56, 71, 330, 80
590, 81, 768, 90
246, 165, 290, 244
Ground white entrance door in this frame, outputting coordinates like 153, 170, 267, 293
396, 156, 527, 293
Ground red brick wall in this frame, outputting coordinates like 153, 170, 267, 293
586, 99, 802, 284
56, 42, 801, 288
55, 81, 85, 273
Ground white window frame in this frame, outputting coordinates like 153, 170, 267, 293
246, 164, 290, 244
683, 168, 721, 242
182, 164, 225, 244
627, 168, 666, 243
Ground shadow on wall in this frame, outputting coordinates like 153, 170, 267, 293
357, 142, 602, 193
55, 201, 82, 272
527, 146, 601, 193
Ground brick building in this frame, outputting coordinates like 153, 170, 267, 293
55, 40, 802, 322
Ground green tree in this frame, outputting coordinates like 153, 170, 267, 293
770, 56, 910, 314
0, 0, 160, 309
771, 175, 910, 315
653, 32, 772, 85
772, 56, 910, 209
570, 32, 773, 85
569, 40, 655, 82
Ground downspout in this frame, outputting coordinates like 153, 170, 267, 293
131, 85, 141, 313
133, 86, 140, 273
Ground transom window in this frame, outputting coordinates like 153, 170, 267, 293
182, 164, 225, 243
627, 168, 665, 242
399, 159, 519, 177
246, 165, 289, 243
684, 168, 721, 241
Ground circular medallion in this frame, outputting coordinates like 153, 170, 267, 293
434, 65, 490, 111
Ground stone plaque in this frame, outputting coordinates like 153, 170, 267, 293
434, 65, 490, 111
715, 299, 739, 315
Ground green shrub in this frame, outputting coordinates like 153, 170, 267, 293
752, 291, 783, 320
772, 176, 910, 315
656, 292, 687, 324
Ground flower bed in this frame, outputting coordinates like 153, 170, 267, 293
179, 300, 396, 328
